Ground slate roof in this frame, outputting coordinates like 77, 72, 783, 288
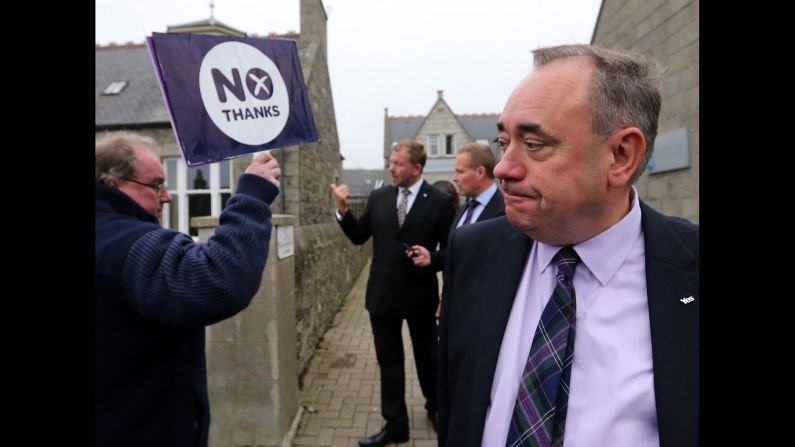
387, 116, 424, 144
457, 113, 501, 154
95, 45, 171, 128
457, 114, 499, 142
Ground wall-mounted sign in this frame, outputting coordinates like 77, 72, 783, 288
646, 127, 690, 175
276, 225, 294, 259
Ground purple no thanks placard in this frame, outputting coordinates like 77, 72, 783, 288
147, 32, 319, 166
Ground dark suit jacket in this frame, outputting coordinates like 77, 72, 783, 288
430, 188, 505, 270
338, 180, 454, 317
438, 201, 698, 447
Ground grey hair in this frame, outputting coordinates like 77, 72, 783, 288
95, 131, 158, 183
533, 44, 663, 183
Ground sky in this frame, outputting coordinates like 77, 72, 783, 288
96, 0, 603, 169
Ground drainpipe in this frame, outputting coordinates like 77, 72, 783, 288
279, 148, 286, 214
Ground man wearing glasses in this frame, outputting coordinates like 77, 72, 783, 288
95, 131, 281, 447
115, 176, 170, 214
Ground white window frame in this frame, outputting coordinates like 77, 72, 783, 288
162, 157, 232, 235
427, 134, 439, 156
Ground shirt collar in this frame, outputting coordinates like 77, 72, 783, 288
537, 186, 642, 286
401, 177, 424, 196
472, 182, 497, 206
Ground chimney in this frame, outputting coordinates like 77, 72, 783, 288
437, 90, 444, 100
300, 0, 327, 50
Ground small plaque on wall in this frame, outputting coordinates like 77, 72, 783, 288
276, 225, 294, 259
646, 127, 690, 174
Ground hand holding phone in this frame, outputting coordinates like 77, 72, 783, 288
401, 242, 418, 257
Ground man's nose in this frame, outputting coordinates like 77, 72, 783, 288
160, 189, 173, 203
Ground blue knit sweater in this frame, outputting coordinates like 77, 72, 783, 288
95, 173, 279, 447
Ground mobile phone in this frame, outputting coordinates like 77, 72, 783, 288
401, 242, 418, 257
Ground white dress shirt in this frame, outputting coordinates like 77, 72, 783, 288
395, 177, 423, 214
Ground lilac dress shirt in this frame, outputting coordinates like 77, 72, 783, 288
481, 188, 659, 447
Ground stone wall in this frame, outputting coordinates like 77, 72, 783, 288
289, 0, 371, 375
592, 0, 699, 223
293, 223, 371, 374
195, 215, 300, 447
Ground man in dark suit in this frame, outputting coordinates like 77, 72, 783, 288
438, 44, 698, 447
330, 139, 454, 447
410, 142, 505, 270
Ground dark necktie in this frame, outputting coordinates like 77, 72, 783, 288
505, 246, 580, 447
397, 188, 410, 227
462, 198, 479, 225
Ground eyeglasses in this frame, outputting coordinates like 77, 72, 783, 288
121, 177, 167, 194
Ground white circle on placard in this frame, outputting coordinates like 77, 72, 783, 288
199, 41, 289, 145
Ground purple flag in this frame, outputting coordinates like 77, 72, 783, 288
147, 32, 319, 166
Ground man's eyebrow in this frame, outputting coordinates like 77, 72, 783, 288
497, 121, 560, 145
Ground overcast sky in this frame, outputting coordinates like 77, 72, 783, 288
96, 0, 603, 169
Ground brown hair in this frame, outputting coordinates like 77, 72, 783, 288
457, 143, 496, 179
393, 139, 427, 169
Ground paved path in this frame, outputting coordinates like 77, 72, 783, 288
292, 260, 438, 446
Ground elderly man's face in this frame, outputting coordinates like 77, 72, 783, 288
117, 148, 172, 219
493, 58, 611, 246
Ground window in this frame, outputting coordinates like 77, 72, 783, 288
103, 81, 128, 95
445, 134, 455, 155
428, 135, 439, 155
162, 157, 233, 237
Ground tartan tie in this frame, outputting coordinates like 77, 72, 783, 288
462, 197, 479, 225
505, 246, 580, 447
397, 188, 410, 227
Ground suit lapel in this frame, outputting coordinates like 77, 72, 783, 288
453, 203, 467, 228
468, 221, 532, 440
476, 189, 504, 223
398, 181, 430, 232
641, 202, 698, 447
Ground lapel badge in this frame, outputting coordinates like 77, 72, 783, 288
423, 193, 427, 197
680, 296, 695, 304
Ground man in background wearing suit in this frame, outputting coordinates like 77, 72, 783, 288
438, 44, 698, 447
331, 139, 454, 447
409, 142, 505, 270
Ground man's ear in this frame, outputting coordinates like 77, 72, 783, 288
476, 165, 486, 180
607, 127, 645, 188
